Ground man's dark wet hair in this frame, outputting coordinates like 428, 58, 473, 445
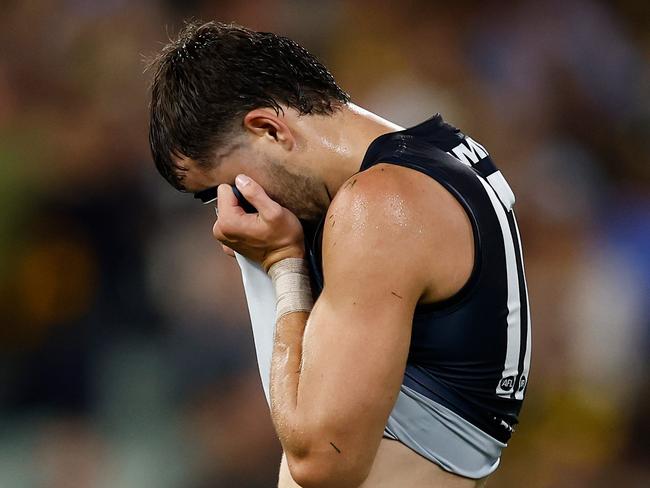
148, 21, 350, 190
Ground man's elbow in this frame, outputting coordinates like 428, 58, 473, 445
287, 450, 371, 488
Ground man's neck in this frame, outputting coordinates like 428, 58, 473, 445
305, 103, 403, 199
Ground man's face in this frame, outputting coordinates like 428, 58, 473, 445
177, 141, 330, 224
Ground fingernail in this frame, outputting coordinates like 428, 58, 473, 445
236, 174, 251, 187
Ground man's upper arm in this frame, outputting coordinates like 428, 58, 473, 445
295, 168, 436, 467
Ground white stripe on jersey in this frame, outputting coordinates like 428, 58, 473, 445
486, 171, 516, 210
513, 217, 532, 400
475, 176, 522, 397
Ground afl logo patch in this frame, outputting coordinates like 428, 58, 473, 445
499, 376, 516, 392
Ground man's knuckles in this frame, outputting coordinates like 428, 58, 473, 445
214, 216, 257, 243
213, 217, 241, 242
264, 204, 283, 222
217, 221, 240, 241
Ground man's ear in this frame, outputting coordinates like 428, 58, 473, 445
243, 108, 295, 150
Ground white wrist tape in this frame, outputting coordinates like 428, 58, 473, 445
267, 258, 314, 321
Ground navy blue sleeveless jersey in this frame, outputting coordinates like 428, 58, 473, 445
305, 114, 531, 443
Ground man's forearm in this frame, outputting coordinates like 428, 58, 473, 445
270, 311, 310, 455
271, 311, 362, 488
266, 259, 367, 488
267, 257, 314, 455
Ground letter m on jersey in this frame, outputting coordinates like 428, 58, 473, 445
449, 137, 516, 210
451, 137, 489, 166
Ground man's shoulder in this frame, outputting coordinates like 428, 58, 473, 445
328, 163, 464, 233
323, 162, 475, 303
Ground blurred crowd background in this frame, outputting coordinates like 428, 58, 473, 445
1, 0, 648, 486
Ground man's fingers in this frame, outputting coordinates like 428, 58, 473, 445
214, 183, 254, 243
235, 174, 282, 221
217, 184, 245, 217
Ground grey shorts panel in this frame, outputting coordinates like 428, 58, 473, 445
383, 385, 506, 479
